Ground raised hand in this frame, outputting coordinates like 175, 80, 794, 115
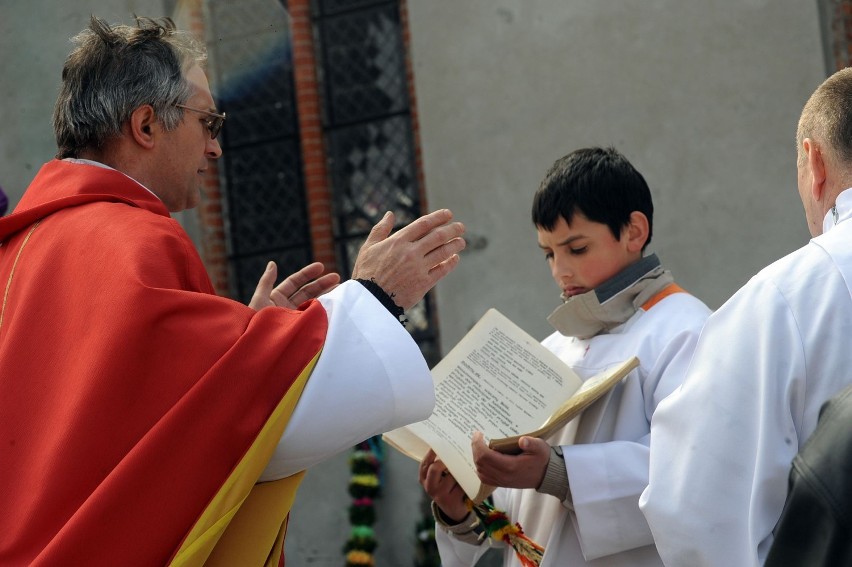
248, 261, 341, 310
351, 209, 465, 310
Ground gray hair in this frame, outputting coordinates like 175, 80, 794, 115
797, 67, 852, 168
53, 16, 207, 159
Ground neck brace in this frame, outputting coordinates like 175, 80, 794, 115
547, 254, 673, 339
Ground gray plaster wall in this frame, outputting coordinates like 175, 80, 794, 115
0, 0, 166, 204
0, 0, 202, 232
407, 0, 825, 349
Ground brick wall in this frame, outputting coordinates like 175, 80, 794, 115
400, 0, 430, 216
178, 0, 231, 296
825, 0, 852, 70
187, 0, 428, 293
289, 0, 337, 272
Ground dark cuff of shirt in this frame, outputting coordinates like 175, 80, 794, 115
355, 278, 407, 326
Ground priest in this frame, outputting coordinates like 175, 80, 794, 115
0, 15, 465, 567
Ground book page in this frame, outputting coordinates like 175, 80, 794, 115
488, 356, 638, 454
386, 309, 584, 501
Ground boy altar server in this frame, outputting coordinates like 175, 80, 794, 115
420, 147, 710, 566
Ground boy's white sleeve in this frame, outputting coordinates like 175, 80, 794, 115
434, 527, 492, 567
434, 488, 509, 566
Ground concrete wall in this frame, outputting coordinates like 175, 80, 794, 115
407, 0, 825, 349
0, 0, 167, 205
0, 0, 203, 233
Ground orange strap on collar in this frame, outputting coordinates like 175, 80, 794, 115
641, 283, 686, 311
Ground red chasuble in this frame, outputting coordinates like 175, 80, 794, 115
0, 160, 327, 566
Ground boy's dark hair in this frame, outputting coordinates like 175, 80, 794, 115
532, 147, 654, 250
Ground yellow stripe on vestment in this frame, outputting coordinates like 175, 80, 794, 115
169, 350, 321, 567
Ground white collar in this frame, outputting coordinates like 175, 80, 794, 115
62, 158, 161, 202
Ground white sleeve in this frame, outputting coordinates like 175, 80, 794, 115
562, 327, 700, 560
259, 280, 435, 481
639, 281, 803, 567
434, 488, 509, 567
434, 527, 491, 567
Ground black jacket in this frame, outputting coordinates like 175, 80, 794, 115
765, 385, 852, 566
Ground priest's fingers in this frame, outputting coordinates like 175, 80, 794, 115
427, 248, 464, 284
248, 261, 279, 310
415, 220, 466, 256
360, 210, 395, 250
273, 271, 340, 308
351, 209, 465, 309
275, 262, 326, 296
393, 209, 455, 242
289, 273, 340, 306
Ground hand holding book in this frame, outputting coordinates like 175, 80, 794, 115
419, 449, 469, 523
385, 308, 639, 503
472, 431, 552, 489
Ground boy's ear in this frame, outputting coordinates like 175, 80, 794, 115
625, 211, 650, 253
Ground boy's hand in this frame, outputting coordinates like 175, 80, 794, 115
419, 450, 469, 523
471, 431, 550, 489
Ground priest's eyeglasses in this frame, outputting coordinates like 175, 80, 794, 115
175, 103, 226, 140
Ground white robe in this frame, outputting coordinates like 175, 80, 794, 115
261, 280, 436, 480
437, 291, 710, 566
639, 189, 852, 566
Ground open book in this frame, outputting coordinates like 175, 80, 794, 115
384, 308, 639, 504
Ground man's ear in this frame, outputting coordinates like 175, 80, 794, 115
129, 105, 158, 150
625, 211, 650, 253
804, 138, 827, 202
